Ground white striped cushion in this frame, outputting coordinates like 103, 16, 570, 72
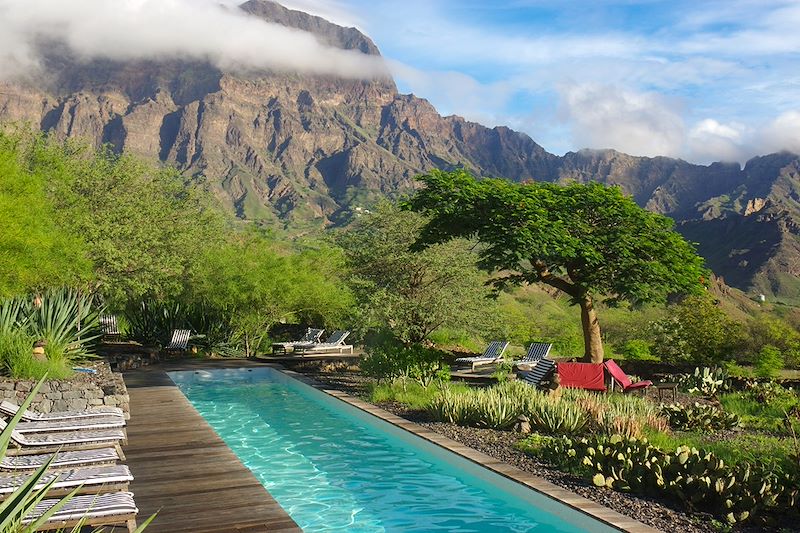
0, 448, 121, 470
25, 492, 138, 523
14, 416, 125, 434
0, 401, 125, 421
0, 465, 132, 494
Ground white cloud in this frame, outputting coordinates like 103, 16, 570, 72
0, 0, 387, 81
687, 119, 747, 163
276, 0, 364, 29
760, 110, 800, 155
557, 83, 685, 158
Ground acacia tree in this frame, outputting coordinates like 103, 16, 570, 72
337, 201, 491, 345
405, 169, 708, 362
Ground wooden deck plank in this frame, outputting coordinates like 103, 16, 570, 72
122, 363, 300, 533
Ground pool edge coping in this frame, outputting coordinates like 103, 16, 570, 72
279, 367, 661, 533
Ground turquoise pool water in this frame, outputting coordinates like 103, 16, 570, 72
169, 368, 618, 532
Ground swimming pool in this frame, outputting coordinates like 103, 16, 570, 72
168, 367, 619, 532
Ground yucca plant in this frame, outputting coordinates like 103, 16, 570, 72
0, 297, 27, 335
27, 288, 102, 365
125, 300, 188, 346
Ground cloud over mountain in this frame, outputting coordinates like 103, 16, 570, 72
0, 0, 387, 81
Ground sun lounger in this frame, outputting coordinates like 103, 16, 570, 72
0, 465, 132, 499
0, 401, 124, 421
520, 342, 552, 363
604, 360, 653, 393
272, 328, 325, 354
11, 416, 125, 434
164, 329, 191, 352
100, 314, 121, 341
556, 362, 607, 391
518, 358, 556, 387
23, 491, 139, 532
0, 420, 126, 455
0, 447, 123, 471
294, 330, 353, 355
455, 341, 509, 371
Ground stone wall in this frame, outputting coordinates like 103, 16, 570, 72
0, 361, 130, 419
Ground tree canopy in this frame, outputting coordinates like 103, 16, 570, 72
0, 136, 91, 296
405, 169, 709, 362
337, 201, 491, 345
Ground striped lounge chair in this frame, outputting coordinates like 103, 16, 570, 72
0, 447, 124, 471
520, 342, 552, 363
0, 465, 133, 499
164, 329, 191, 353
99, 314, 121, 341
294, 330, 353, 355
0, 400, 124, 421
455, 341, 509, 371
519, 358, 556, 388
272, 328, 325, 354
23, 491, 139, 532
0, 420, 126, 455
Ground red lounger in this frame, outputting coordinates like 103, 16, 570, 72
556, 362, 606, 391
604, 360, 653, 392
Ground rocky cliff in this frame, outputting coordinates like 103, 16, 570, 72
1, 0, 798, 302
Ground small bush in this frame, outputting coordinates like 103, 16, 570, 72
755, 345, 784, 378
361, 337, 449, 387
619, 339, 657, 361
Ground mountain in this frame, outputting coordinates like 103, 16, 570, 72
1, 0, 798, 303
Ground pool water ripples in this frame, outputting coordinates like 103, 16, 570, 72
170, 368, 617, 533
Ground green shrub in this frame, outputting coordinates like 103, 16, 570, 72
755, 345, 784, 378
619, 339, 657, 361
660, 403, 740, 432
361, 337, 449, 387
536, 434, 798, 524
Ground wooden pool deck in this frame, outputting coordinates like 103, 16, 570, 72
122, 360, 300, 533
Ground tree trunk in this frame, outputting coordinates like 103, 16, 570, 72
579, 296, 604, 363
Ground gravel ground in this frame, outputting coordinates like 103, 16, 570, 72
289, 363, 796, 533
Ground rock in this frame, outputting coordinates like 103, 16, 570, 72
514, 415, 531, 434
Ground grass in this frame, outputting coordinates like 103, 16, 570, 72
0, 329, 72, 380
720, 389, 800, 435
366, 379, 470, 410
643, 428, 797, 471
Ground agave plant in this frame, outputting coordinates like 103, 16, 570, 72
125, 300, 188, 346
27, 288, 102, 364
0, 297, 27, 335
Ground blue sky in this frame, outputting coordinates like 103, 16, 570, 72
282, 0, 800, 163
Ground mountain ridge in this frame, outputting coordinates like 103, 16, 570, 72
0, 0, 798, 303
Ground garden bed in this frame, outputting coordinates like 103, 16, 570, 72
291, 361, 799, 532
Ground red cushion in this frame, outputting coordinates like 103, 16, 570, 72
557, 363, 606, 391
626, 380, 653, 390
